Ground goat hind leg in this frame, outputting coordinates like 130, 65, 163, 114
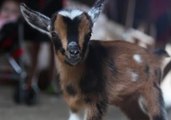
141, 83, 168, 120
119, 95, 150, 120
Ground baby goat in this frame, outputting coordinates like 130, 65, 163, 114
20, 0, 168, 120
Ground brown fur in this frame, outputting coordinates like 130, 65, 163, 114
55, 50, 86, 111
54, 15, 68, 49
78, 14, 91, 49
51, 12, 167, 120
55, 40, 166, 120
20, 2, 167, 119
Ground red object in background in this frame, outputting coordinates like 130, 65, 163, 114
12, 48, 24, 59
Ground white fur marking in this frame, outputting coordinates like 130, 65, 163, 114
131, 72, 139, 82
88, 8, 100, 22
133, 54, 142, 64
161, 71, 171, 108
47, 25, 51, 31
59, 10, 83, 20
138, 96, 148, 115
68, 112, 81, 120
88, 1, 104, 23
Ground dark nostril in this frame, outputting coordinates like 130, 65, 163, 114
68, 42, 80, 56
69, 49, 79, 56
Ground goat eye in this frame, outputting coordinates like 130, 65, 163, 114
87, 32, 92, 37
51, 31, 57, 38
60, 48, 65, 55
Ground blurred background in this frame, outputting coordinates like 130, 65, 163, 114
0, 0, 171, 119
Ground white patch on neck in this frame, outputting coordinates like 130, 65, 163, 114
59, 10, 83, 20
68, 112, 81, 120
68, 109, 87, 120
131, 72, 139, 82
133, 54, 142, 64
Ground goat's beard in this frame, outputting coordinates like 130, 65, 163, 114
65, 52, 81, 66
65, 57, 81, 66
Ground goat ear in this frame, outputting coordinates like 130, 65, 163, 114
88, 0, 105, 23
20, 3, 51, 36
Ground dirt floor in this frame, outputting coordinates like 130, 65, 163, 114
0, 86, 170, 120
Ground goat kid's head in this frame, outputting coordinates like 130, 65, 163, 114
20, 0, 105, 66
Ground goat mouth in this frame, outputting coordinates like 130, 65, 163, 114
65, 55, 81, 66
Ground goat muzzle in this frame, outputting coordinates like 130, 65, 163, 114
66, 42, 81, 65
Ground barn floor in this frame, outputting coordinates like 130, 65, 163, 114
0, 86, 170, 120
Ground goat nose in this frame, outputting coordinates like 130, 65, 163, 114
68, 42, 80, 56
69, 49, 79, 56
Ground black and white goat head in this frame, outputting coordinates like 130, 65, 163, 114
20, 0, 105, 66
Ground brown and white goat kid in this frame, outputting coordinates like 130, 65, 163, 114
20, 0, 168, 120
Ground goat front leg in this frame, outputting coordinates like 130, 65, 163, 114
84, 100, 107, 120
